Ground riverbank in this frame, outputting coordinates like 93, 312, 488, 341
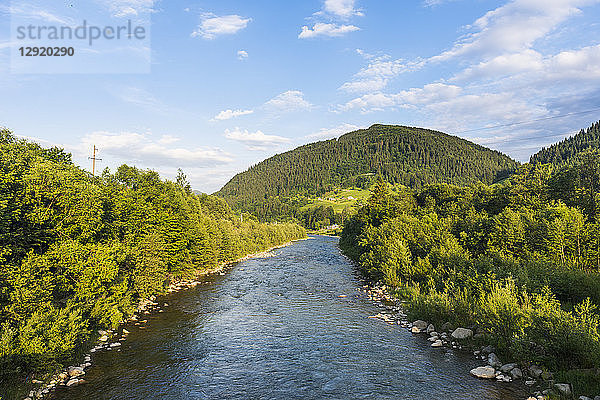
14, 237, 308, 400
357, 281, 588, 400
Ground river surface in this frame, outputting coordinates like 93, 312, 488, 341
49, 235, 526, 400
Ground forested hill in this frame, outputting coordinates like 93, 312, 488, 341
217, 124, 518, 207
530, 120, 600, 165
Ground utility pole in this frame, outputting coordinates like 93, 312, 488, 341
88, 145, 102, 176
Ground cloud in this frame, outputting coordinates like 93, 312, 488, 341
306, 123, 364, 140
116, 87, 167, 111
98, 0, 156, 17
340, 55, 424, 93
237, 50, 248, 60
75, 131, 232, 167
322, 0, 363, 18
339, 83, 462, 113
191, 13, 251, 39
224, 128, 291, 151
211, 109, 254, 121
299, 23, 360, 38
263, 90, 312, 112
430, 0, 597, 63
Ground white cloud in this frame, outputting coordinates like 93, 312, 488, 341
299, 23, 360, 38
212, 109, 254, 121
76, 131, 232, 167
340, 56, 424, 93
339, 83, 462, 113
322, 0, 363, 18
430, 0, 597, 63
306, 123, 364, 140
237, 50, 249, 60
192, 13, 251, 39
98, 0, 155, 17
263, 90, 312, 112
224, 128, 291, 151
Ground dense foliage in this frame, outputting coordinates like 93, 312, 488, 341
0, 130, 305, 376
340, 156, 600, 395
217, 125, 518, 221
531, 120, 600, 165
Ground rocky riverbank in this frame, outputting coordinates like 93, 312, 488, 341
358, 283, 597, 400
19, 239, 305, 400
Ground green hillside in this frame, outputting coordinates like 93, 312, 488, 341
217, 124, 519, 212
531, 120, 600, 165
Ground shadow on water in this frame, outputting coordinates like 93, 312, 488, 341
44, 236, 528, 400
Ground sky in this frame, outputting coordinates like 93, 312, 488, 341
1, 0, 600, 192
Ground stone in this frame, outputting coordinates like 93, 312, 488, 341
427, 336, 438, 342
66, 378, 79, 387
554, 383, 572, 397
68, 366, 85, 377
594, 396, 600, 400
411, 326, 421, 334
429, 331, 438, 337
500, 363, 517, 373
431, 340, 443, 347
99, 335, 109, 342
122, 329, 130, 334
488, 353, 502, 368
470, 366, 496, 379
426, 324, 435, 334
579, 396, 593, 400
412, 320, 428, 331
510, 367, 523, 380
451, 327, 473, 340
525, 380, 536, 386
32, 379, 43, 384
110, 342, 122, 347
529, 365, 543, 378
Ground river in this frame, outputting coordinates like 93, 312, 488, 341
49, 235, 526, 400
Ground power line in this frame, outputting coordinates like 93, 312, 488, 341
451, 107, 600, 136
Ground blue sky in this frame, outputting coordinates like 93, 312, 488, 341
1, 0, 600, 192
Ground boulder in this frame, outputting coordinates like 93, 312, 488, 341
426, 324, 435, 334
66, 378, 79, 387
412, 320, 428, 331
470, 366, 496, 379
579, 396, 593, 400
500, 363, 517, 373
411, 326, 421, 334
554, 383, 571, 397
529, 365, 543, 378
431, 340, 443, 347
68, 366, 85, 377
99, 335, 109, 342
451, 327, 473, 340
510, 368, 523, 380
488, 353, 502, 368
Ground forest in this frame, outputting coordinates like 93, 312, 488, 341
217, 124, 518, 223
0, 129, 305, 377
340, 139, 600, 396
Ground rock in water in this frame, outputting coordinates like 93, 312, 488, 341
412, 320, 428, 331
451, 327, 473, 340
426, 324, 435, 334
68, 366, 85, 377
470, 366, 496, 379
500, 363, 517, 373
487, 353, 502, 368
431, 340, 443, 347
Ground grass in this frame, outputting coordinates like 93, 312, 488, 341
300, 188, 371, 213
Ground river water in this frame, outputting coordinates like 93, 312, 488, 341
49, 236, 526, 400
